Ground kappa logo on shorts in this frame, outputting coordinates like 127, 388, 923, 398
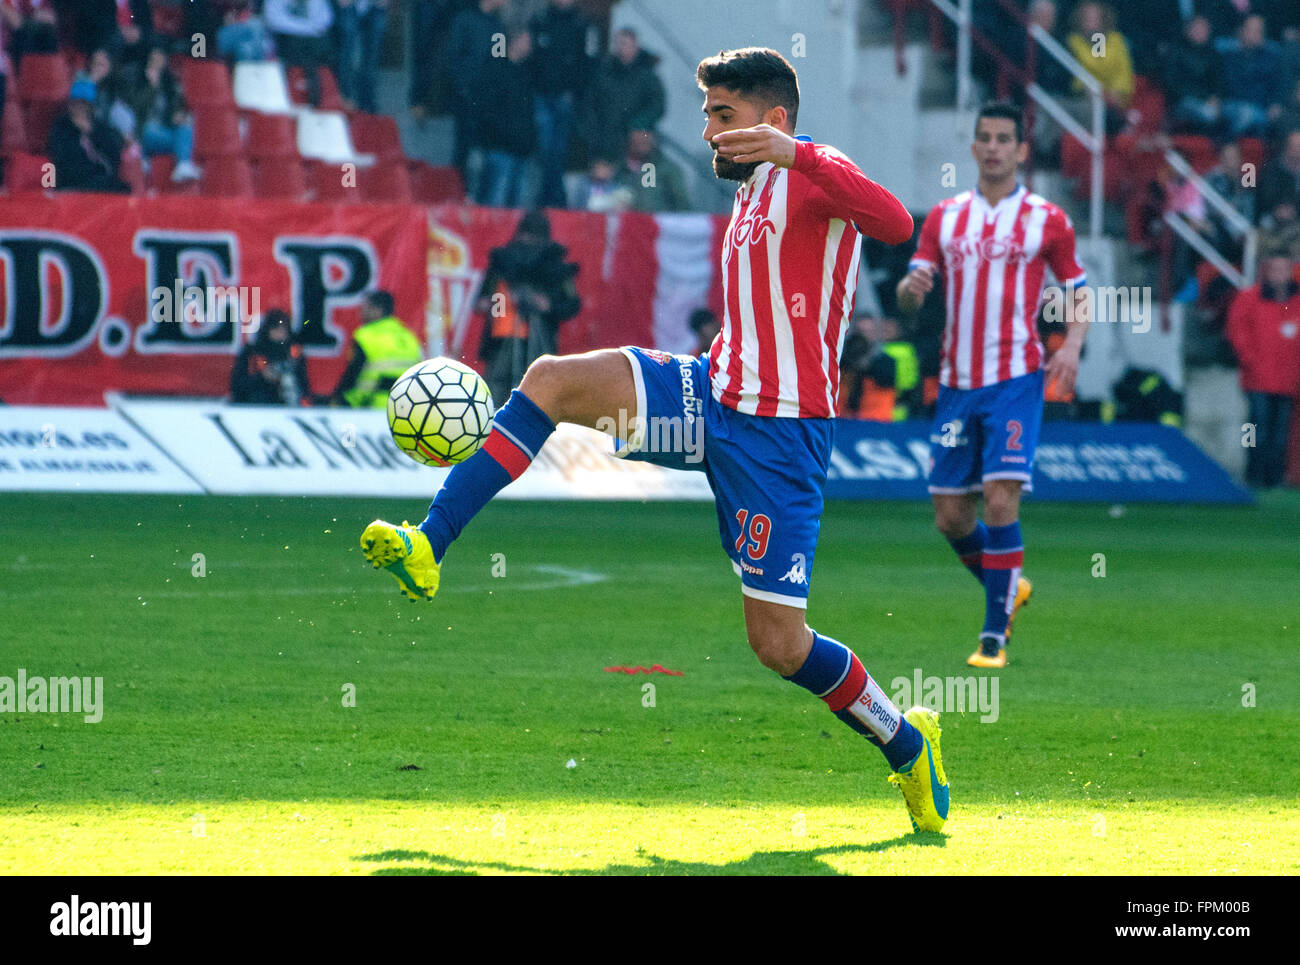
778, 553, 808, 585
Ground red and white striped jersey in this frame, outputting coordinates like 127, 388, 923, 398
910, 185, 1085, 390
709, 139, 913, 418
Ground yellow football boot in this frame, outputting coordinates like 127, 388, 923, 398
888, 707, 950, 833
360, 519, 440, 602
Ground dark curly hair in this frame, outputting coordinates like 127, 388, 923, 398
696, 47, 800, 128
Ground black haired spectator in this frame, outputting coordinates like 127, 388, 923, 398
1165, 16, 1224, 137
1258, 128, 1300, 230
119, 45, 199, 181
331, 291, 424, 408
474, 29, 534, 208
1221, 14, 1286, 139
615, 128, 689, 213
581, 27, 666, 166
528, 0, 594, 209
46, 79, 130, 193
476, 211, 581, 404
444, 0, 507, 185
231, 309, 311, 406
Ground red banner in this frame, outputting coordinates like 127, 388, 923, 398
0, 193, 728, 406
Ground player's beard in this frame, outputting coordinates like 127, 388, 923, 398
712, 151, 758, 182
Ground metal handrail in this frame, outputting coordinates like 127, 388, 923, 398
922, 0, 1104, 242
1162, 148, 1257, 286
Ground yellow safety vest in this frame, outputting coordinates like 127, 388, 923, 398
344, 317, 424, 408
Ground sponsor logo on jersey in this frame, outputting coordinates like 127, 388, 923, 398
778, 553, 808, 585
944, 236, 1031, 268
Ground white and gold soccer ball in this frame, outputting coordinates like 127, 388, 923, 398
387, 358, 494, 467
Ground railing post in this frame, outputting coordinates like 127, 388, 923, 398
1089, 90, 1104, 245
956, 0, 971, 113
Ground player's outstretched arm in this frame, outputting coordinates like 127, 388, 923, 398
711, 126, 913, 244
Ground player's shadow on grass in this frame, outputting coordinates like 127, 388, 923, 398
355, 834, 944, 876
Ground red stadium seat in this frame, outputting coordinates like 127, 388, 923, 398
360, 161, 412, 203
287, 66, 345, 111
349, 112, 403, 161
21, 101, 64, 155
201, 156, 255, 198
2, 96, 29, 156
1129, 75, 1166, 135
3, 151, 51, 194
307, 159, 362, 203
1171, 135, 1216, 173
119, 147, 147, 194
1239, 137, 1265, 171
409, 161, 465, 204
180, 58, 236, 108
152, 0, 186, 37
244, 112, 299, 160
192, 106, 243, 161
148, 153, 199, 196
253, 158, 309, 201
17, 53, 70, 101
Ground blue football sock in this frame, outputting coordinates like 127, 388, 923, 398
947, 521, 988, 585
418, 389, 555, 563
981, 521, 1023, 642
784, 631, 922, 770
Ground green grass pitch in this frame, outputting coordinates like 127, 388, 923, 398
2, 490, 1297, 875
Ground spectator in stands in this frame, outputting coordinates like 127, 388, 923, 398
1206, 140, 1257, 251
1275, 77, 1300, 142
475, 210, 580, 405
46, 79, 130, 193
119, 44, 199, 181
77, 46, 135, 141
581, 27, 666, 166
407, 0, 456, 123
331, 290, 423, 408
1165, 16, 1224, 137
218, 0, 274, 64
264, 0, 334, 108
1025, 1, 1072, 97
1220, 14, 1286, 139
688, 307, 720, 356
1226, 249, 1300, 487
230, 309, 311, 406
1113, 0, 1185, 77
445, 0, 508, 186
475, 29, 535, 209
1198, 0, 1290, 40
2, 1, 58, 74
615, 128, 689, 213
335, 0, 387, 113
74, 0, 152, 64
528, 0, 593, 209
569, 155, 632, 212
1258, 128, 1300, 230
1066, 2, 1134, 111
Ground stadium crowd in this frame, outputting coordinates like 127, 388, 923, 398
0, 1, 1294, 482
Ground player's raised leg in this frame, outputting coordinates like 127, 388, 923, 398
361, 350, 637, 600
744, 596, 949, 832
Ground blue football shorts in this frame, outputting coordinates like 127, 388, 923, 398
616, 346, 832, 609
928, 369, 1044, 494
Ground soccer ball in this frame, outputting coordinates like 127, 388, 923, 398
387, 358, 494, 467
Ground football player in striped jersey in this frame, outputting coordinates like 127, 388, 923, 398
898, 102, 1089, 668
